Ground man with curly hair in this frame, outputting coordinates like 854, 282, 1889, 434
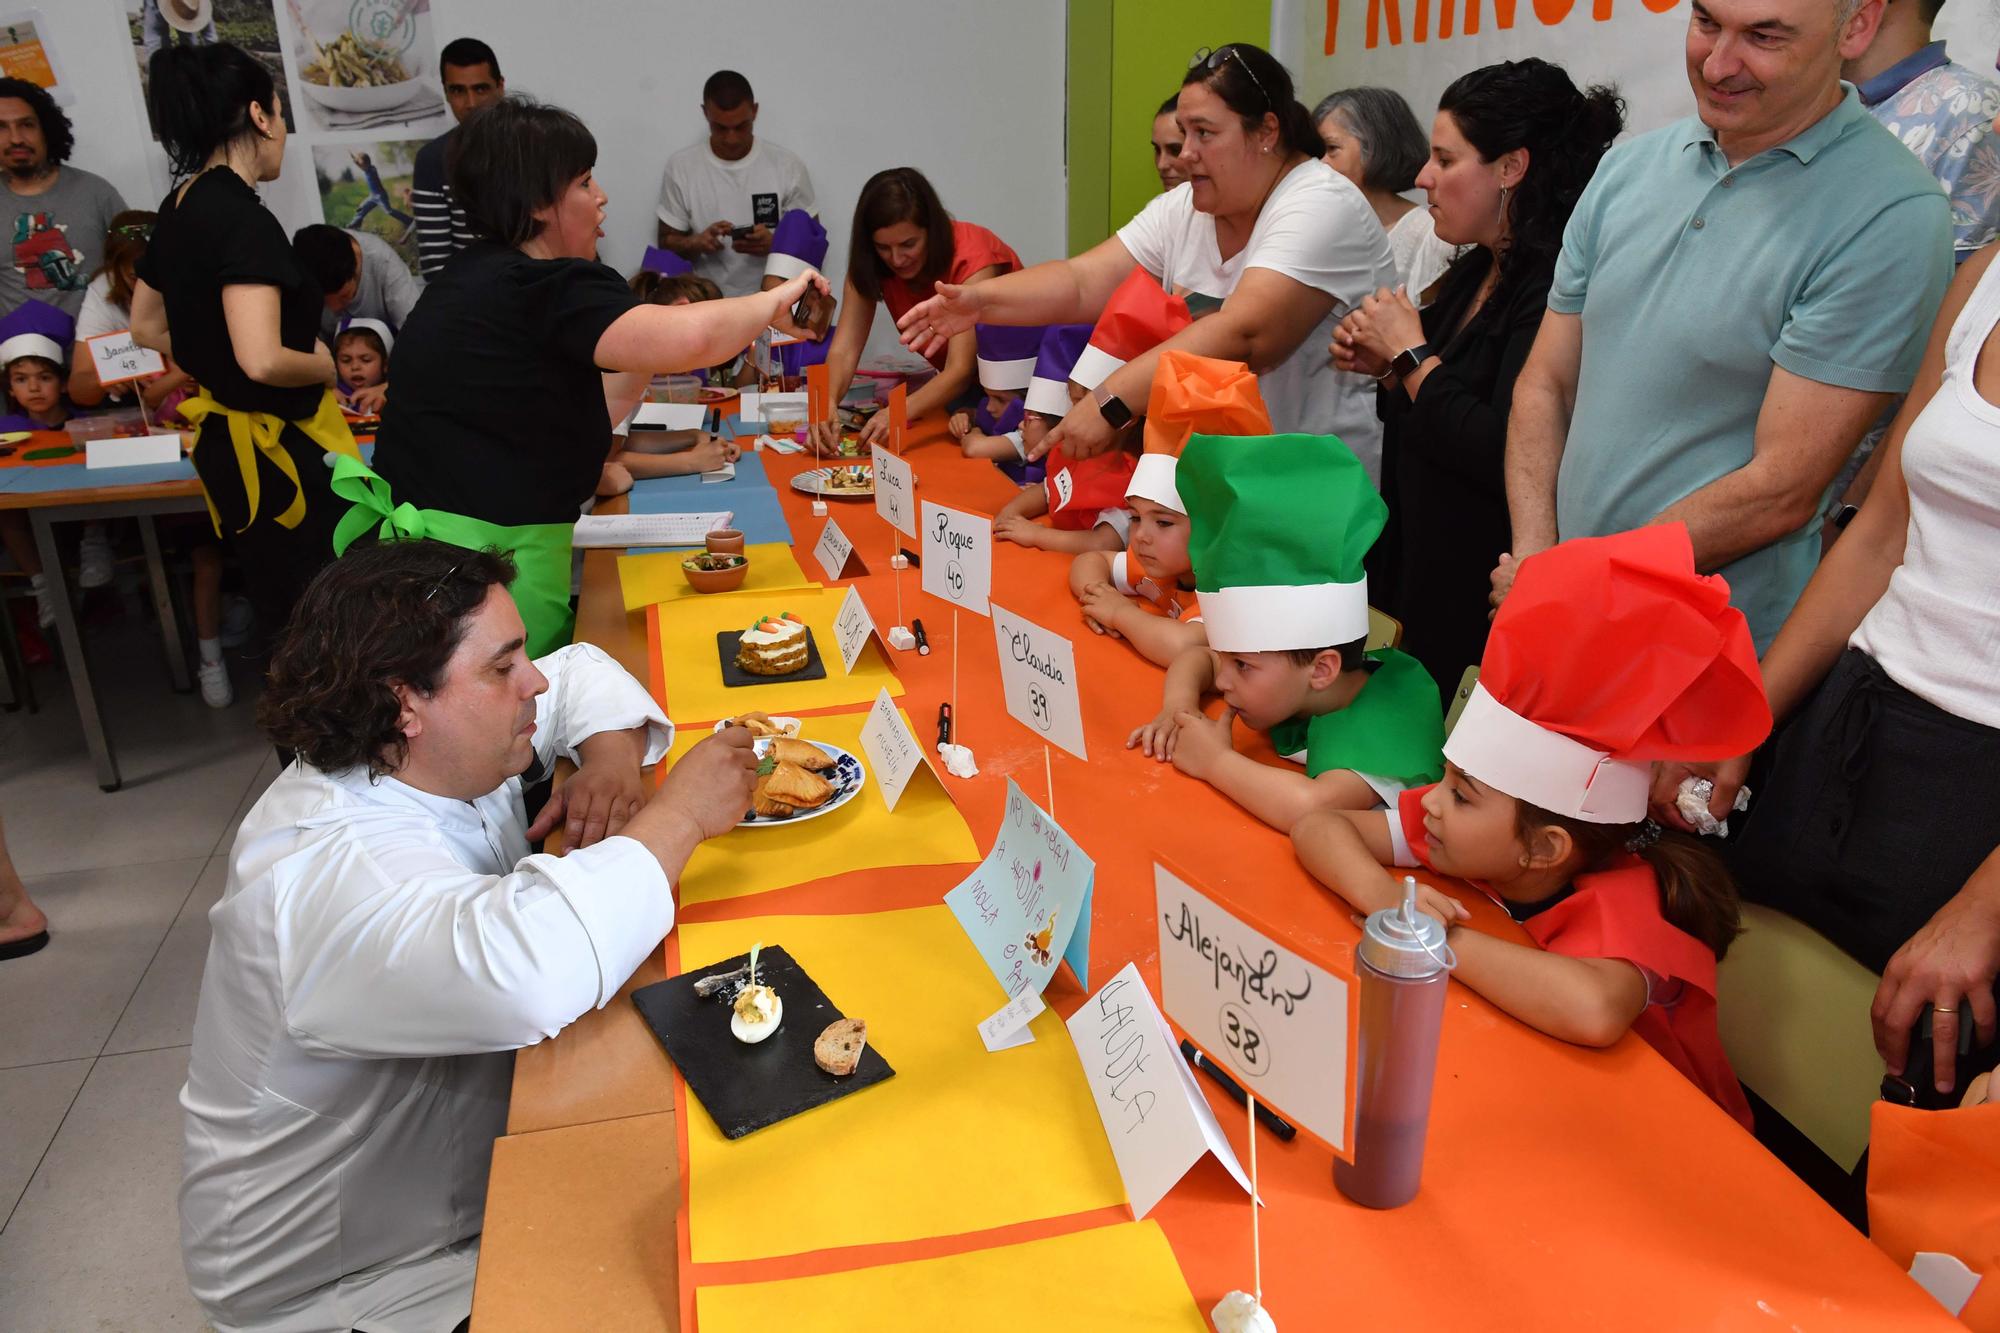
0, 77, 125, 320
178, 540, 758, 1333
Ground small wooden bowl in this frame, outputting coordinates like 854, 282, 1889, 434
682, 553, 749, 593
705, 528, 746, 555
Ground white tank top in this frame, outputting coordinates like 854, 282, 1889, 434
1850, 255, 2000, 730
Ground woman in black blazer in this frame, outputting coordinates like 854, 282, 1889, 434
1333, 59, 1623, 702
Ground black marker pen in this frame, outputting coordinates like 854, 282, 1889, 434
911, 618, 930, 655
1180, 1039, 1297, 1140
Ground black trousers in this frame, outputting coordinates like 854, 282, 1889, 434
188, 414, 345, 647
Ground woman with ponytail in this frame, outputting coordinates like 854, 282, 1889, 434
128, 41, 357, 645
1334, 59, 1623, 706
898, 41, 1396, 472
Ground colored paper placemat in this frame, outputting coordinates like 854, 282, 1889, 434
650, 584, 900, 725
616, 542, 815, 611
681, 906, 1126, 1264
662, 707, 976, 906
632, 946, 895, 1139
693, 1222, 1205, 1332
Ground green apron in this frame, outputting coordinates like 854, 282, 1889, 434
1267, 647, 1446, 788
329, 454, 577, 658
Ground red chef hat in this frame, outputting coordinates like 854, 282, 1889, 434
1442, 524, 1771, 823
1068, 269, 1191, 391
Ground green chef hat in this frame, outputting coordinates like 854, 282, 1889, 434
1180, 432, 1384, 652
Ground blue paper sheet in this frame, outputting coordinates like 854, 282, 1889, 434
625, 451, 792, 551
0, 456, 197, 493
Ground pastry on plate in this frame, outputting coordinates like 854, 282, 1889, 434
767, 737, 834, 771
814, 1018, 867, 1076
751, 759, 834, 818
735, 612, 808, 675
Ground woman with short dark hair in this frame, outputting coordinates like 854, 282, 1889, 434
1312, 86, 1458, 299
129, 42, 356, 642
809, 166, 1021, 452
363, 95, 827, 655
900, 43, 1394, 477
1333, 59, 1624, 701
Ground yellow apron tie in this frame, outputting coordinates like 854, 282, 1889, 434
178, 388, 359, 536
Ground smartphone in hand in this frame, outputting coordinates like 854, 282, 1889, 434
791, 286, 835, 339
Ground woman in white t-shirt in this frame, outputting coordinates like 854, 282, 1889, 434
1312, 87, 1461, 304
1655, 242, 2000, 1104
898, 43, 1394, 478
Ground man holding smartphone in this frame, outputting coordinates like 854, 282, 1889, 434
656, 70, 817, 297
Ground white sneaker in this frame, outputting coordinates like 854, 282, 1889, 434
78, 525, 113, 589
30, 573, 54, 628
198, 659, 234, 708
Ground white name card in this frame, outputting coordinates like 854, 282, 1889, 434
1068, 962, 1252, 1220
85, 434, 183, 469
978, 988, 1046, 1053
990, 603, 1087, 760
832, 584, 881, 673
631, 401, 707, 431
814, 517, 860, 582
872, 444, 915, 538
920, 500, 991, 616
857, 687, 935, 813
83, 331, 163, 387
1155, 862, 1357, 1157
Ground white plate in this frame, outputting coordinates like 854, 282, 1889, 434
737, 739, 866, 828
298, 76, 427, 115
791, 466, 874, 498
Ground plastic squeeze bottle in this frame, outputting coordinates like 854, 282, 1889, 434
1334, 876, 1453, 1209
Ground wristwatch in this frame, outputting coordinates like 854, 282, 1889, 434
1091, 384, 1135, 430
1390, 342, 1435, 379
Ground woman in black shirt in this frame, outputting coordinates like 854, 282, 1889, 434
1333, 60, 1623, 702
130, 43, 356, 639
366, 97, 828, 655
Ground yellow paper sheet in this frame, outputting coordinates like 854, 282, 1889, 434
667, 708, 977, 906
654, 584, 902, 725
682, 907, 1127, 1263
616, 543, 815, 612
695, 1222, 1206, 1332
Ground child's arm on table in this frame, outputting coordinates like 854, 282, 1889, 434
609, 432, 734, 479
1076, 582, 1204, 664
960, 429, 1020, 461
1170, 714, 1384, 832
1292, 812, 1648, 1046
1003, 523, 1125, 554
1292, 809, 1468, 923
1128, 646, 1216, 758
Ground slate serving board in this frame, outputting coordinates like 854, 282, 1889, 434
632, 946, 894, 1139
716, 627, 828, 688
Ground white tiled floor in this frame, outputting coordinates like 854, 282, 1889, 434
2, 611, 275, 1332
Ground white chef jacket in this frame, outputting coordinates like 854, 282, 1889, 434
179, 644, 675, 1333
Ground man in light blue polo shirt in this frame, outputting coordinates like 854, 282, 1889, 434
1501, 0, 1952, 650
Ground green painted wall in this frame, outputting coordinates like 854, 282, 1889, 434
1067, 0, 1272, 254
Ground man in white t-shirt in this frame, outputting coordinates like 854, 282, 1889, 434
655, 70, 817, 297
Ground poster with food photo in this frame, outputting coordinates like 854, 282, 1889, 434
312, 139, 423, 275
126, 0, 296, 138
287, 0, 449, 136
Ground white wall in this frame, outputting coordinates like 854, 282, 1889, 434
48, 0, 1070, 358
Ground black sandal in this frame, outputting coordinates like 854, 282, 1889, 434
0, 930, 49, 961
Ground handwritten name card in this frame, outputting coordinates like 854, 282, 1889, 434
945, 778, 1094, 1000
872, 443, 915, 537
920, 500, 991, 615
990, 604, 1087, 760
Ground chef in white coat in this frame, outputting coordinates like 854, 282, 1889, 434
178, 539, 757, 1333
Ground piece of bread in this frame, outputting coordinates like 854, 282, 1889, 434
815, 1018, 867, 1076
768, 737, 834, 771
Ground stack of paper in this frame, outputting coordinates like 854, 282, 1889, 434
571, 511, 732, 548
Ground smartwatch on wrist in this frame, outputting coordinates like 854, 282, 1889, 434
1390, 343, 1434, 379
1091, 384, 1134, 430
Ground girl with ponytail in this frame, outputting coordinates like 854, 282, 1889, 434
895, 40, 1397, 478
129, 42, 358, 650
1335, 59, 1625, 708
1292, 524, 1767, 1128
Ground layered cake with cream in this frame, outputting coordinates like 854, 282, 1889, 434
736, 612, 809, 675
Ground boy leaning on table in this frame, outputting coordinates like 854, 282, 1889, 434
176, 539, 755, 1333
1129, 430, 1444, 833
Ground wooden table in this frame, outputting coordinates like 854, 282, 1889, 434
473, 435, 1956, 1333
1, 471, 206, 789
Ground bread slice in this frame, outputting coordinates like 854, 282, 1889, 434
814, 1018, 867, 1076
